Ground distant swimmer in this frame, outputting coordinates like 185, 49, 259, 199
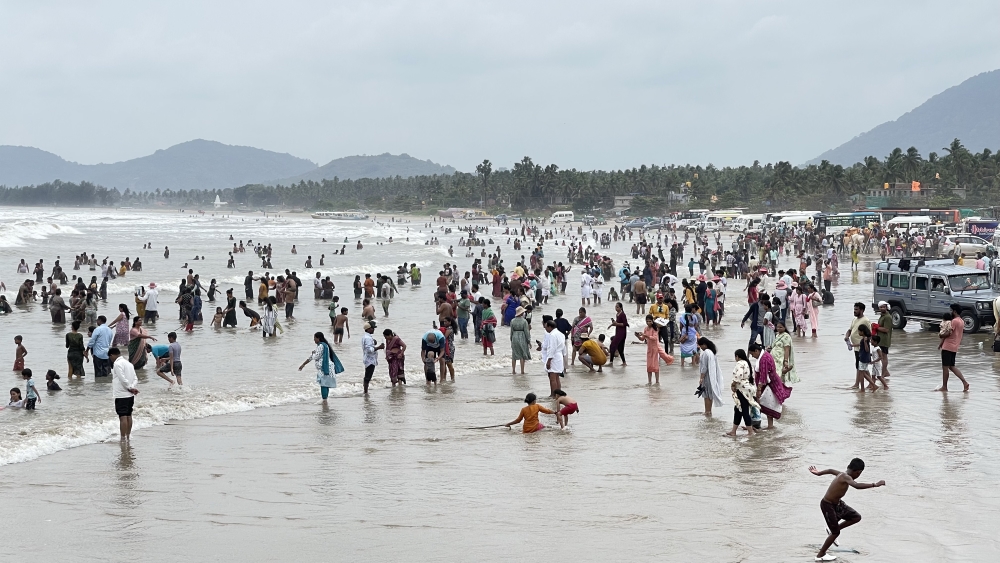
164, 246, 169, 259
809, 459, 885, 561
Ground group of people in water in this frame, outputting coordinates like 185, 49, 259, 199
5, 214, 893, 561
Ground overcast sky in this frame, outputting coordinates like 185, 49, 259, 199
2, 1, 999, 171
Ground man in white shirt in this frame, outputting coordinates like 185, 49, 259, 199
580, 271, 593, 306
109, 347, 139, 440
139, 282, 159, 322
540, 319, 566, 397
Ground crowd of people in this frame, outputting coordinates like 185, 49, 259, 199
10, 213, 964, 560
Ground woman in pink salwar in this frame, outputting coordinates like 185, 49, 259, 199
790, 285, 809, 337
806, 285, 822, 337
751, 343, 791, 429
635, 315, 673, 384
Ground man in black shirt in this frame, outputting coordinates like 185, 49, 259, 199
239, 301, 261, 327
244, 271, 255, 300
554, 309, 573, 339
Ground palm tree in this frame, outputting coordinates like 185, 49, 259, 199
764, 161, 793, 205
475, 159, 492, 207
820, 161, 849, 203
943, 138, 972, 190
902, 147, 922, 180
884, 148, 904, 183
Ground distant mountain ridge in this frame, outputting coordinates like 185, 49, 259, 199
270, 153, 457, 184
808, 69, 1000, 165
0, 141, 456, 191
0, 140, 317, 192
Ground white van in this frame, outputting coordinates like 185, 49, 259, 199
886, 215, 932, 233
732, 214, 764, 232
777, 215, 816, 228
705, 210, 743, 228
549, 211, 575, 223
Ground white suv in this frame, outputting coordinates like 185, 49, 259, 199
940, 234, 990, 257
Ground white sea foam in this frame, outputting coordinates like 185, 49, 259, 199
0, 206, 562, 468
0, 221, 84, 248
0, 381, 364, 467
89, 260, 439, 295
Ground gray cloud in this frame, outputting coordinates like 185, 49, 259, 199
1, 0, 999, 171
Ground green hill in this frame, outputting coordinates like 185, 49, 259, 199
809, 69, 1000, 165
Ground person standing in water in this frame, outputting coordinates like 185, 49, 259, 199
108, 304, 132, 347
222, 289, 238, 327
383, 329, 406, 386
809, 459, 885, 561
110, 347, 139, 441
726, 349, 758, 437
298, 332, 340, 403
875, 301, 892, 379
608, 302, 629, 367
88, 316, 114, 378
539, 319, 566, 397
635, 314, 673, 384
937, 303, 970, 392
509, 306, 532, 374
361, 322, 383, 395
696, 337, 725, 416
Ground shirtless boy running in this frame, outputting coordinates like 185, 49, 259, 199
809, 458, 885, 561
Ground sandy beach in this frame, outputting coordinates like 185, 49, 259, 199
1, 208, 999, 561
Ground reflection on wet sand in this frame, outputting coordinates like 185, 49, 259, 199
112, 441, 142, 510
937, 394, 971, 470
850, 389, 895, 436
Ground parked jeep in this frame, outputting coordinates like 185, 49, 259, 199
872, 258, 999, 333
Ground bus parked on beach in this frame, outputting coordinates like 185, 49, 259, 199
815, 211, 882, 237
878, 208, 962, 225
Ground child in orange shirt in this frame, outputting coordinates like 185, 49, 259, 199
505, 393, 553, 433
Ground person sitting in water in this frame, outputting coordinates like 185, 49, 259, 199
504, 392, 554, 433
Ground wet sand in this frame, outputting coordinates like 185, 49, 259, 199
2, 209, 999, 561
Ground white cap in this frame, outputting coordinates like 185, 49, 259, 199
878, 301, 889, 308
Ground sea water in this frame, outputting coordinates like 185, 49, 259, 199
0, 207, 998, 561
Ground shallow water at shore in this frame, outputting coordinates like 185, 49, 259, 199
1, 207, 998, 561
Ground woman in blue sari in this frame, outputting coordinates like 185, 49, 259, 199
502, 291, 519, 326
299, 332, 343, 403
704, 282, 717, 326
678, 304, 700, 367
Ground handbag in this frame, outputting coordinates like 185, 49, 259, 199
758, 385, 783, 419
